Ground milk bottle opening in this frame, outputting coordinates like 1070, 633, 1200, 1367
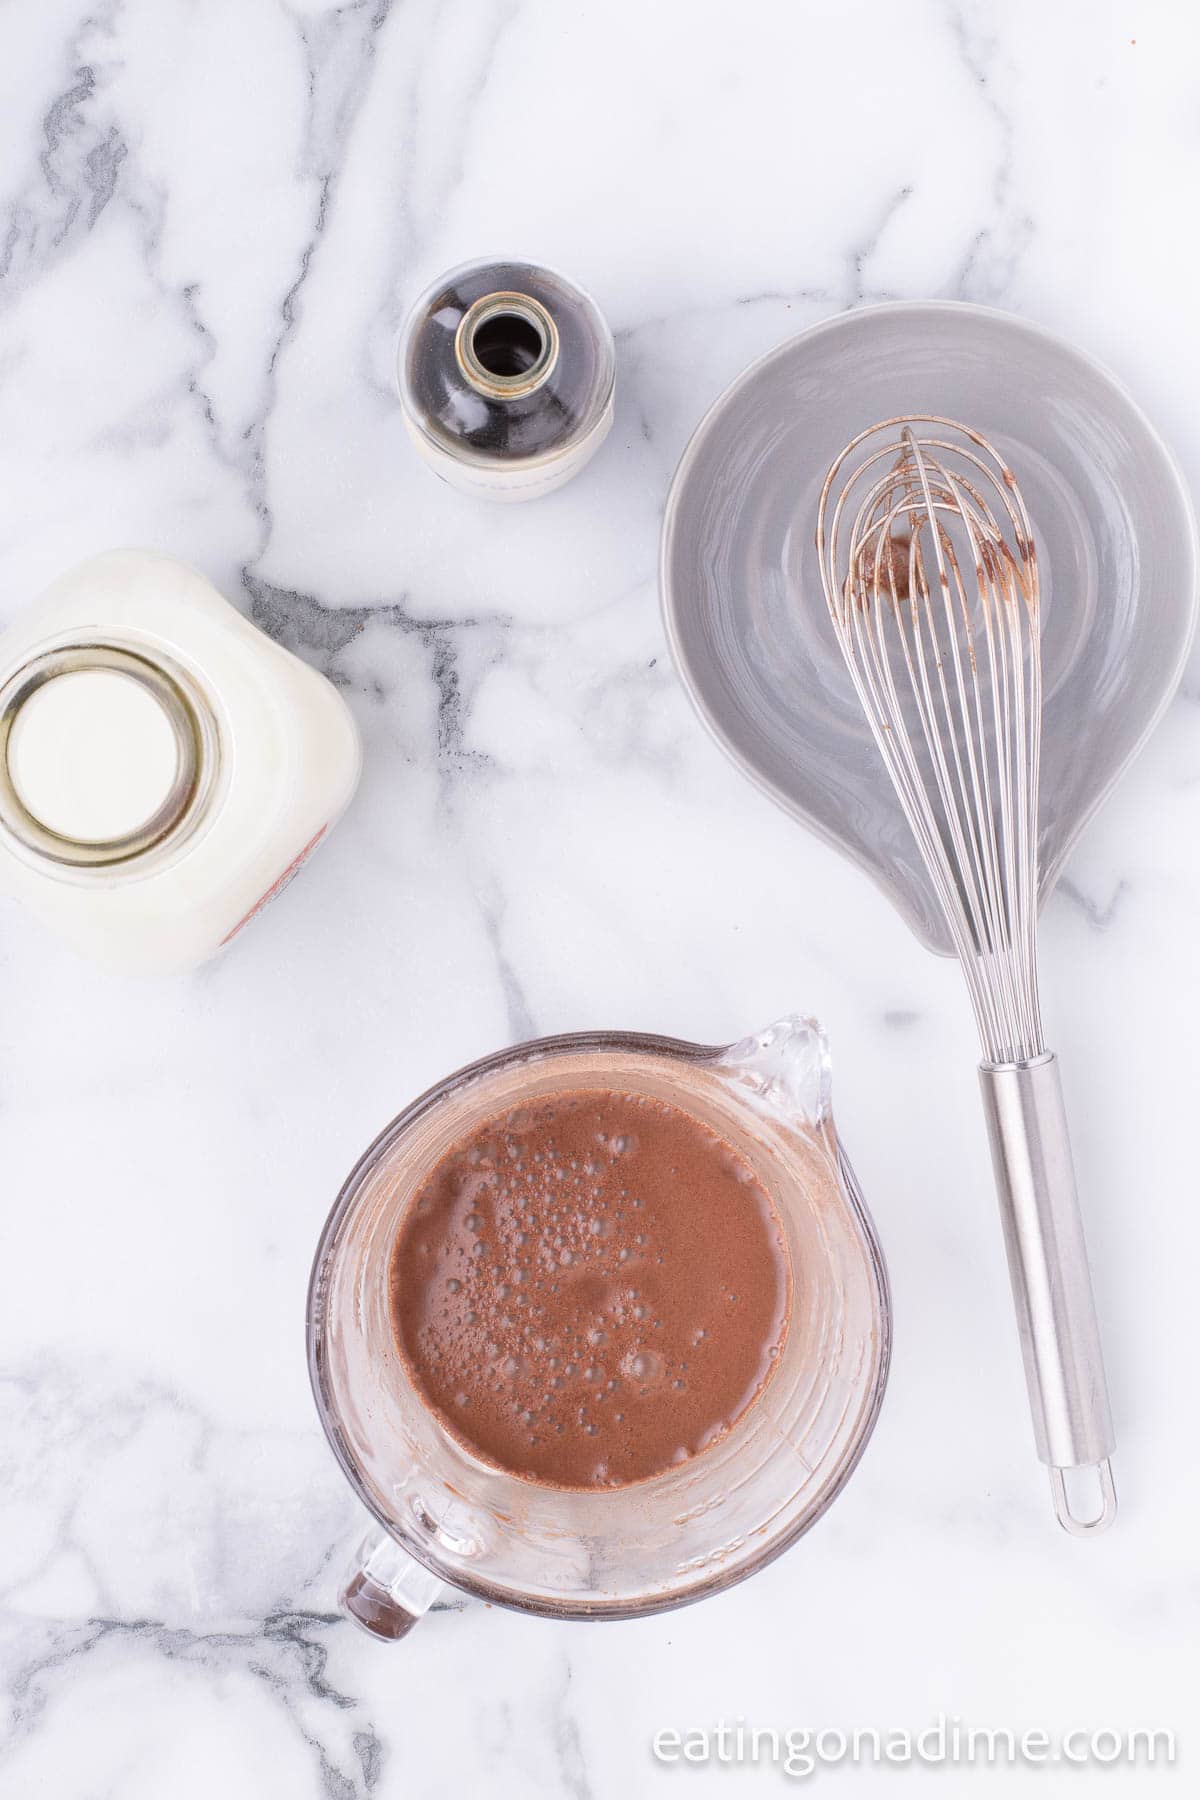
11, 669, 179, 843
0, 643, 209, 868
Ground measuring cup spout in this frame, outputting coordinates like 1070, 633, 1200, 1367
715, 1016, 833, 1130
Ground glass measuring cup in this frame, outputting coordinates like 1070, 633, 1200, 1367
307, 1017, 890, 1640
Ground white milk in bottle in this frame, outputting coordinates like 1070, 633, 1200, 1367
0, 549, 361, 972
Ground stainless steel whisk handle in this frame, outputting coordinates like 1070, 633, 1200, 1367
978, 1053, 1117, 1535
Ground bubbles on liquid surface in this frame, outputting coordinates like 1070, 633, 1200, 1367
390, 1083, 789, 1489
623, 1349, 664, 1387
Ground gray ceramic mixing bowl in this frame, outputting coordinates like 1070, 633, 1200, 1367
661, 302, 1198, 953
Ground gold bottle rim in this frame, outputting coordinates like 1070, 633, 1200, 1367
453, 291, 560, 400
0, 643, 217, 869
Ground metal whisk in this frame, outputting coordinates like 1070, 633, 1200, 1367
817, 416, 1116, 1534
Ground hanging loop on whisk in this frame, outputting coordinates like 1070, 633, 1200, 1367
1050, 1459, 1118, 1537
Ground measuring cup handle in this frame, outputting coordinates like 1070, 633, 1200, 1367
338, 1532, 445, 1642
978, 1052, 1117, 1534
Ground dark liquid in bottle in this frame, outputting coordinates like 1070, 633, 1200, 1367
388, 1088, 791, 1489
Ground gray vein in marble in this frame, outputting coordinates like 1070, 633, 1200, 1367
244, 1, 395, 556
243, 567, 679, 780
608, 186, 936, 357
845, 185, 914, 307
549, 1656, 595, 1800
376, 0, 521, 320
946, 2, 1034, 302
1, 1610, 379, 1800
42, 67, 124, 236
176, 274, 227, 458
243, 570, 550, 1038
0, 1357, 349, 1625
479, 896, 537, 1042
242, 570, 503, 766
13, 3, 402, 557
608, 330, 662, 452
349, 0, 527, 418
117, 180, 242, 476
352, 1727, 383, 1794
0, 7, 125, 297
613, 286, 833, 347
1056, 875, 1130, 932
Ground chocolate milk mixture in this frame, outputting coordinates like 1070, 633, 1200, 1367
389, 1088, 791, 1488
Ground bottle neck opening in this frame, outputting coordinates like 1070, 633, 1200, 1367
0, 643, 218, 870
454, 292, 559, 400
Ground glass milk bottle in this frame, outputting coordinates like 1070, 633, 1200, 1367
0, 549, 361, 973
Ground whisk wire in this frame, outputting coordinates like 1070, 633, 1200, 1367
818, 416, 1046, 1064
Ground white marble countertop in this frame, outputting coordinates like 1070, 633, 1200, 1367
2, 2, 1198, 1794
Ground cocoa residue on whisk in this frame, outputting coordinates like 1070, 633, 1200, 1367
858, 532, 911, 602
